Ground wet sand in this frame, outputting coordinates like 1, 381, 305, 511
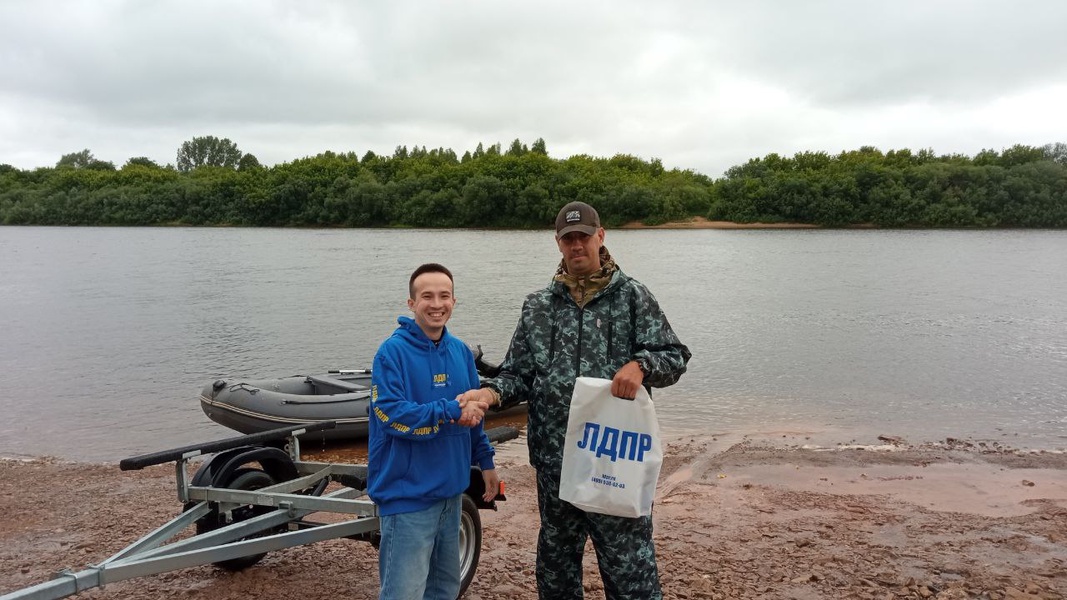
2, 430, 1065, 600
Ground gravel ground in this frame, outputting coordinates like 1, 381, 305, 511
2, 433, 1065, 600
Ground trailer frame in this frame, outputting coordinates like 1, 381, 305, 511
1, 421, 515, 600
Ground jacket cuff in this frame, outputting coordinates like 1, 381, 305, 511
635, 357, 652, 377
446, 399, 463, 421
481, 383, 502, 408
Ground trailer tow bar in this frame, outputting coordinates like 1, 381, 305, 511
1, 421, 519, 600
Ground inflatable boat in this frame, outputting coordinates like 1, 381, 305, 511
199, 369, 375, 441
199, 346, 517, 441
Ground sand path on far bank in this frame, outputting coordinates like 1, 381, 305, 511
617, 216, 822, 229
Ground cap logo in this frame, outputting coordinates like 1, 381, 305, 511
566, 210, 582, 223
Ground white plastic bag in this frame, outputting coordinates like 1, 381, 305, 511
558, 377, 663, 518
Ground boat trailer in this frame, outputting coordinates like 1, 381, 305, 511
1, 421, 518, 600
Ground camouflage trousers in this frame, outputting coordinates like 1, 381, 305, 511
534, 469, 662, 600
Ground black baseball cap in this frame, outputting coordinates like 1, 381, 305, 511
555, 201, 601, 239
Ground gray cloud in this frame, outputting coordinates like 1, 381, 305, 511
704, 1, 1067, 106
2, 0, 1065, 177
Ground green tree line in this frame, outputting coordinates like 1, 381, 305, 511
711, 144, 1067, 227
1, 138, 1064, 228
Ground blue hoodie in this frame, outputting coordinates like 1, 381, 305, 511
368, 316, 496, 516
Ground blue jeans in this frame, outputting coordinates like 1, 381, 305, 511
378, 495, 462, 600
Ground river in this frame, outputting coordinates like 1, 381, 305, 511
1, 226, 1065, 460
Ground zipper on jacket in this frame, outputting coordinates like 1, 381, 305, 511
549, 295, 559, 367
607, 295, 615, 362
574, 305, 584, 376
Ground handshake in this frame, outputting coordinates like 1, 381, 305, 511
453, 388, 497, 427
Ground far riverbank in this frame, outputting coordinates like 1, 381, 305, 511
616, 216, 892, 229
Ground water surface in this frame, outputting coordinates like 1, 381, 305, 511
1, 227, 1065, 460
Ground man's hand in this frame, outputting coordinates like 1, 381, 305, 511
611, 360, 645, 399
456, 399, 487, 427
457, 388, 495, 409
481, 468, 501, 502
455, 391, 490, 427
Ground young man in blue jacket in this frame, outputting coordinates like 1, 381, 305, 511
368, 263, 499, 600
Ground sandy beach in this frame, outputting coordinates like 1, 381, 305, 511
2, 428, 1065, 600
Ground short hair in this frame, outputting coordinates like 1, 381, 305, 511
408, 263, 454, 298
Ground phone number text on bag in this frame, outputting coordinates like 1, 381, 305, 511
590, 473, 625, 488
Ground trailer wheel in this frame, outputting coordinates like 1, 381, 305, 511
458, 493, 482, 597
195, 467, 278, 571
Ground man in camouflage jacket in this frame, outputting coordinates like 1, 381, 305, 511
460, 201, 691, 599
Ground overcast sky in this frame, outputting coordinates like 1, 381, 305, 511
2, 1, 1065, 178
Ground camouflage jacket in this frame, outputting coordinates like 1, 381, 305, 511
488, 266, 691, 474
